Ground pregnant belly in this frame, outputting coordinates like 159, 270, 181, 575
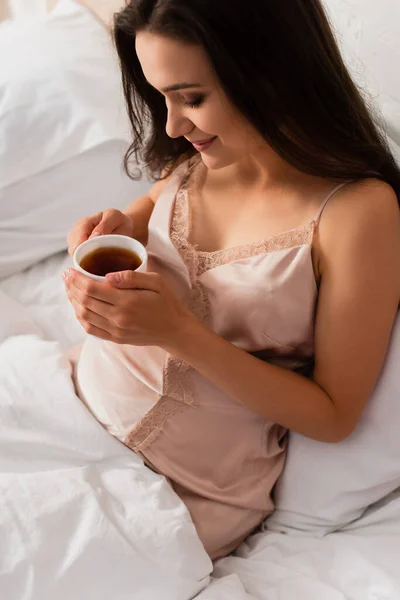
75, 337, 165, 442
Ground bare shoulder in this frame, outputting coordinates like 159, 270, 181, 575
315, 178, 400, 275
148, 154, 193, 204
348, 178, 399, 222
312, 178, 399, 439
319, 178, 399, 236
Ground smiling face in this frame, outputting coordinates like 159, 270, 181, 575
135, 31, 263, 170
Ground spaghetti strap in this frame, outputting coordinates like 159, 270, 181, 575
313, 181, 352, 222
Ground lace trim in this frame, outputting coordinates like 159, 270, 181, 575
126, 159, 315, 452
171, 161, 315, 277
125, 356, 194, 452
195, 223, 315, 276
171, 186, 211, 322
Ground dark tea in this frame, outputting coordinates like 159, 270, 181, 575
79, 246, 142, 277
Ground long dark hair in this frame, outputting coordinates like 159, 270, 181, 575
113, 0, 400, 199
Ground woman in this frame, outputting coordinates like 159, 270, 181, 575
65, 0, 400, 559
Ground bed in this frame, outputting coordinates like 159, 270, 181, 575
2, 252, 400, 600
1, 1, 400, 599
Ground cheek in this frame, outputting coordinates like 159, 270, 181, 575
208, 97, 254, 148
195, 94, 236, 137
211, 102, 237, 137
194, 109, 223, 135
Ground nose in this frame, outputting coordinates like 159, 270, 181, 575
165, 103, 194, 139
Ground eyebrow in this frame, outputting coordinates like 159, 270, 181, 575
161, 82, 203, 93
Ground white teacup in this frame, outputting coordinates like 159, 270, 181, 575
73, 234, 147, 282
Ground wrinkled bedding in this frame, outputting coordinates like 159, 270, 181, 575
2, 257, 400, 600
0, 289, 211, 600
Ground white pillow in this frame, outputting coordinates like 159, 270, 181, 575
267, 312, 400, 534
0, 0, 150, 278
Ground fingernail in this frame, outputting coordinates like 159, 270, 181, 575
91, 232, 101, 237
107, 272, 121, 283
62, 269, 71, 280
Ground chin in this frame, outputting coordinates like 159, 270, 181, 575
199, 152, 238, 170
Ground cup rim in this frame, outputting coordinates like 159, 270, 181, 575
72, 234, 147, 281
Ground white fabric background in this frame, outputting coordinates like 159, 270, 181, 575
0, 0, 151, 278
0, 0, 124, 25
325, 0, 400, 160
1, 0, 398, 156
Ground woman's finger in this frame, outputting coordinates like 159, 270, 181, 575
64, 270, 120, 304
80, 322, 114, 341
69, 295, 120, 339
67, 213, 103, 255
68, 286, 115, 319
91, 209, 123, 236
106, 270, 163, 292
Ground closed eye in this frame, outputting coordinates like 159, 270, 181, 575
184, 96, 205, 108
145, 79, 205, 109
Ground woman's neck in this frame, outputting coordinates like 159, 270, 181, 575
207, 144, 329, 195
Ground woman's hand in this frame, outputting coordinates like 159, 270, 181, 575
67, 209, 135, 256
63, 268, 194, 350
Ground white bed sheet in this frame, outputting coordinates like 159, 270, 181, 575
203, 493, 400, 599
1, 0, 400, 596
2, 251, 400, 600
0, 309, 212, 599
0, 251, 85, 350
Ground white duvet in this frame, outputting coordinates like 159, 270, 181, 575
0, 290, 211, 600
2, 280, 400, 600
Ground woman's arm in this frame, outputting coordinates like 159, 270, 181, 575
65, 178, 400, 443
167, 180, 400, 442
67, 177, 170, 254
123, 156, 189, 245
122, 178, 168, 246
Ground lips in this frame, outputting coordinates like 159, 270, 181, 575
190, 136, 217, 152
